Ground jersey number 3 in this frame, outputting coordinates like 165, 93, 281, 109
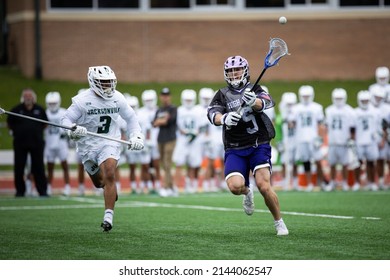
97, 116, 112, 134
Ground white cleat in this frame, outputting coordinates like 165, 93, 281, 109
62, 184, 71, 196
352, 183, 360, 191
243, 185, 254, 215
275, 219, 289, 236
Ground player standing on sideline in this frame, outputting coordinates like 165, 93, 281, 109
369, 87, 390, 190
138, 90, 161, 194
278, 92, 298, 191
207, 55, 288, 236
353, 90, 381, 191
44, 91, 71, 196
288, 85, 327, 191
369, 67, 390, 103
324, 88, 356, 191
173, 89, 204, 194
6, 89, 49, 197
122, 94, 143, 194
198, 87, 222, 192
61, 66, 144, 232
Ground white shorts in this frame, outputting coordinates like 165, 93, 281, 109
204, 141, 224, 160
45, 142, 69, 162
295, 142, 323, 162
80, 145, 121, 175
357, 143, 379, 162
328, 145, 349, 166
173, 136, 203, 167
280, 146, 295, 165
124, 149, 147, 165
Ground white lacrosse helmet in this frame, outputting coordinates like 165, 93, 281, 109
279, 92, 297, 117
88, 66, 117, 99
357, 90, 371, 110
224, 55, 250, 89
375, 66, 389, 86
261, 85, 269, 94
331, 88, 347, 107
141, 89, 157, 109
199, 88, 214, 107
371, 86, 386, 107
298, 85, 314, 105
45, 91, 61, 112
181, 89, 197, 109
283, 92, 297, 105
124, 93, 139, 111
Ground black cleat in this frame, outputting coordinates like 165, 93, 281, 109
101, 221, 112, 232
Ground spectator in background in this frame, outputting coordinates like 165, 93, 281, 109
152, 87, 178, 197
44, 91, 71, 196
6, 88, 49, 197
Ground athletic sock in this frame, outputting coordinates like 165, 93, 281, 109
104, 209, 114, 225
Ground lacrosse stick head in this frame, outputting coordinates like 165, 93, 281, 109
264, 38, 289, 69
0, 107, 4, 115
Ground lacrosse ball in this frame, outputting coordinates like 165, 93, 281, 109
279, 16, 287, 24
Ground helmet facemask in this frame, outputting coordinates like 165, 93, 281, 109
224, 56, 249, 89
88, 66, 117, 99
331, 88, 347, 108
181, 89, 196, 109
45, 91, 61, 113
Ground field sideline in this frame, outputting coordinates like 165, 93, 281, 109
0, 190, 389, 260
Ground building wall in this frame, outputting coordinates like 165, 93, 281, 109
5, 1, 390, 82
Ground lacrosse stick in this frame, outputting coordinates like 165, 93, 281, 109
0, 107, 134, 147
238, 38, 289, 114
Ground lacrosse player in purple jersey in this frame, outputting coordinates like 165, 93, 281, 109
61, 66, 144, 232
207, 55, 288, 236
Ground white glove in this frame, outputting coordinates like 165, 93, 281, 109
129, 132, 144, 151
68, 124, 88, 140
221, 112, 241, 127
241, 88, 257, 107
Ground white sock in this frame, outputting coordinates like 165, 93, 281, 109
274, 218, 284, 224
147, 180, 153, 190
154, 180, 161, 190
104, 209, 114, 225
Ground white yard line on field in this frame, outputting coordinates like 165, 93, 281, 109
0, 197, 382, 220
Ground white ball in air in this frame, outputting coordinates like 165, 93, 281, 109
279, 16, 287, 24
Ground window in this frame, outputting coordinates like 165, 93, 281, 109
150, 0, 190, 8
50, 0, 92, 8
246, 0, 284, 7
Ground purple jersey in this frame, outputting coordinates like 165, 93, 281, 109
207, 83, 275, 150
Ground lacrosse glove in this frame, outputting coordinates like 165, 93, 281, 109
241, 88, 257, 107
68, 124, 88, 141
221, 112, 241, 127
129, 131, 144, 151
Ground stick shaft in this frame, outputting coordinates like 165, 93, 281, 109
2, 109, 132, 146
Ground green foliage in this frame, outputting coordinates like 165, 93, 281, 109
0, 191, 389, 260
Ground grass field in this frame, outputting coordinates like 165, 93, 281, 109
0, 190, 389, 260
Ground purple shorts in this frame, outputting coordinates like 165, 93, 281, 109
224, 143, 272, 186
